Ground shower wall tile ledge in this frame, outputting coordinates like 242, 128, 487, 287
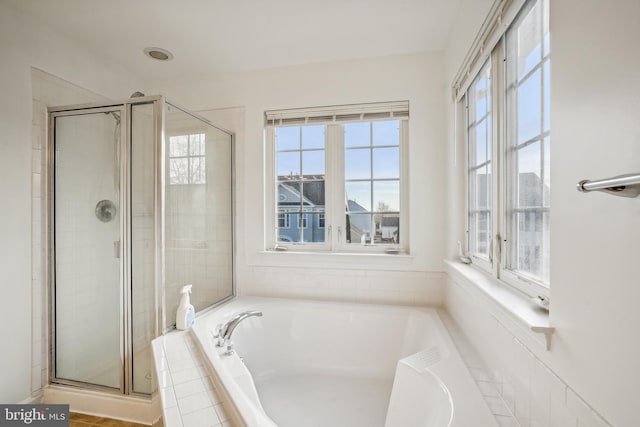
152, 331, 236, 427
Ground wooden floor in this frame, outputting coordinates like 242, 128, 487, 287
70, 412, 149, 427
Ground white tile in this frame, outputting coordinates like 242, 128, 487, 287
477, 380, 501, 397
173, 378, 206, 400
207, 387, 222, 405
172, 367, 202, 385
178, 391, 213, 415
566, 388, 594, 426
163, 406, 184, 427
160, 386, 177, 408
530, 360, 552, 426
157, 370, 173, 389
485, 396, 513, 417
180, 406, 220, 427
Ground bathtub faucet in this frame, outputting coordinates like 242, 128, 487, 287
215, 311, 263, 355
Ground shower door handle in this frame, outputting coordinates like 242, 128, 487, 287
114, 240, 121, 259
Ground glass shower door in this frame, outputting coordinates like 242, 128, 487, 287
53, 109, 123, 389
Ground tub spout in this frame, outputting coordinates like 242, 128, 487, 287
216, 311, 263, 353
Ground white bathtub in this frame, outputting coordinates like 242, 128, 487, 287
191, 297, 497, 427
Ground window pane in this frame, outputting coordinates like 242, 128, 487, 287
169, 158, 188, 184
189, 134, 204, 155
302, 150, 325, 176
517, 0, 542, 79
475, 77, 488, 120
374, 214, 400, 244
346, 213, 372, 244
475, 119, 488, 165
373, 181, 399, 212
518, 69, 542, 143
372, 120, 399, 146
302, 125, 325, 149
190, 157, 206, 184
518, 142, 542, 208
278, 181, 301, 207
277, 151, 300, 177
344, 122, 370, 147
543, 137, 550, 207
301, 180, 325, 208
543, 60, 550, 132
170, 136, 188, 157
372, 147, 399, 179
302, 214, 325, 243
276, 127, 300, 150
345, 148, 371, 180
346, 182, 371, 212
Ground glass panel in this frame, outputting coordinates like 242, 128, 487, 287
131, 103, 156, 394
302, 150, 325, 175
374, 213, 400, 244
345, 148, 371, 180
372, 120, 399, 146
518, 69, 542, 143
518, 141, 542, 208
372, 147, 399, 179
191, 157, 206, 184
373, 181, 400, 212
302, 213, 325, 243
344, 122, 370, 147
277, 151, 300, 178
164, 103, 233, 329
475, 119, 487, 165
301, 125, 325, 149
54, 111, 121, 389
276, 127, 300, 150
169, 158, 189, 184
543, 60, 550, 132
345, 182, 371, 212
347, 213, 372, 244
517, 0, 542, 79
543, 137, 551, 207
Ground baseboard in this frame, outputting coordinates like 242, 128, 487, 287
42, 385, 161, 425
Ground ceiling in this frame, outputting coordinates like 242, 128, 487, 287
6, 0, 462, 83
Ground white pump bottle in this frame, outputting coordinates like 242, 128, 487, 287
176, 285, 195, 330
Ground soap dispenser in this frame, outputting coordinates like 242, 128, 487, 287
176, 285, 195, 330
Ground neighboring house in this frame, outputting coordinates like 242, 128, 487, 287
277, 177, 325, 243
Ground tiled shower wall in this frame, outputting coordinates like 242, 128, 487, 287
445, 275, 612, 427
30, 68, 108, 395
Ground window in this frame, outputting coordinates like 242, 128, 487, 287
168, 133, 206, 184
463, 0, 550, 294
266, 102, 408, 252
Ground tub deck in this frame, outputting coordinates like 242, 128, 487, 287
153, 297, 508, 427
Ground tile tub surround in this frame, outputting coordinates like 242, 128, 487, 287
445, 267, 613, 427
152, 331, 236, 427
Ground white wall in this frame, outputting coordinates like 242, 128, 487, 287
0, 3, 144, 403
443, 1, 640, 426
152, 52, 449, 306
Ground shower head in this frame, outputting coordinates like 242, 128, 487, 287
130, 91, 145, 98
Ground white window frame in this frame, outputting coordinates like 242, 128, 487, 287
459, 0, 550, 298
264, 102, 409, 254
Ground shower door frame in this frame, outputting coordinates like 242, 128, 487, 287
46, 95, 236, 396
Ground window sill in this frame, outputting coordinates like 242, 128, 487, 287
252, 249, 415, 271
444, 260, 554, 350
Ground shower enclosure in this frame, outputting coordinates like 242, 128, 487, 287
47, 96, 234, 395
